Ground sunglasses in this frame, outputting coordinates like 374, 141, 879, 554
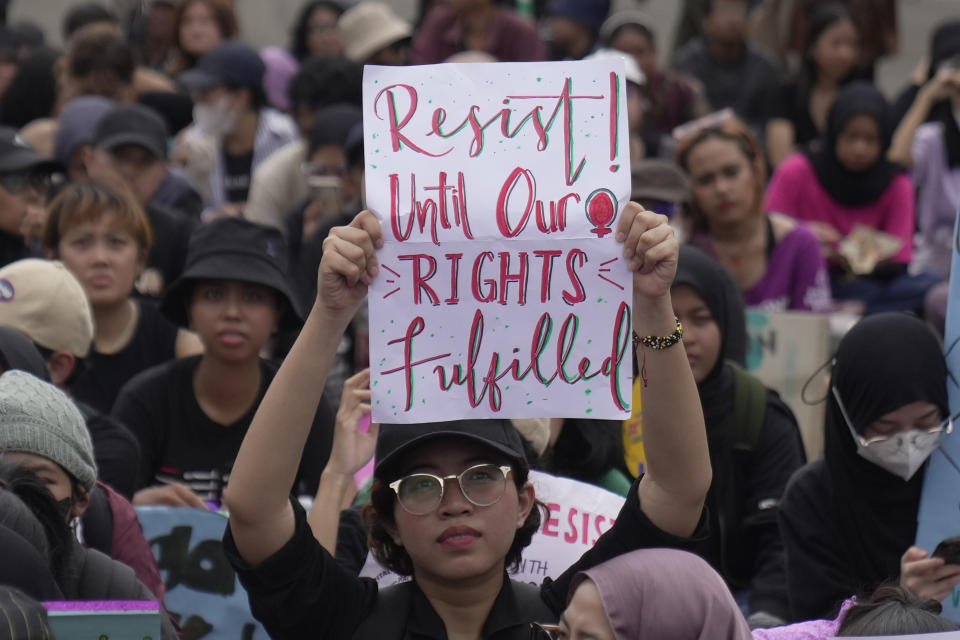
389, 463, 512, 516
0, 172, 51, 195
831, 386, 955, 450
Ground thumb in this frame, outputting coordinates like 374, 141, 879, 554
904, 546, 929, 562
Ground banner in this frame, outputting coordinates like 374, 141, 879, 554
44, 601, 160, 640
363, 60, 632, 423
136, 507, 267, 640
360, 470, 625, 586
916, 205, 960, 623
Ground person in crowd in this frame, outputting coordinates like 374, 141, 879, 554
629, 159, 692, 242
546, 0, 610, 60
766, 3, 860, 167
668, 245, 805, 627
411, 0, 546, 64
672, 0, 780, 141
779, 313, 960, 621
177, 40, 298, 218
338, 2, 412, 66
766, 82, 940, 315
542, 418, 633, 496
62, 2, 118, 42
166, 0, 238, 76
600, 11, 706, 149
676, 114, 831, 311
53, 95, 115, 183
0, 363, 165, 606
0, 26, 20, 103
260, 46, 299, 113
0, 586, 57, 636
63, 28, 137, 105
126, 0, 179, 71
836, 586, 960, 635
113, 217, 334, 509
90, 103, 202, 220
0, 258, 141, 499
43, 180, 201, 414
138, 89, 196, 137
0, 128, 59, 265
0, 455, 176, 639
244, 55, 362, 230
0, 325, 49, 382
290, 0, 344, 61
888, 21, 960, 281
0, 46, 59, 130
559, 548, 752, 639
222, 205, 712, 637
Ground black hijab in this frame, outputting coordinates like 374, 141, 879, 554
927, 21, 960, 168
805, 82, 904, 207
673, 245, 747, 574
825, 313, 948, 588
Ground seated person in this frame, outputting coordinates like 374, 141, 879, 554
677, 114, 831, 312
44, 180, 202, 413
221, 205, 712, 637
0, 127, 60, 267
113, 217, 334, 508
766, 82, 941, 315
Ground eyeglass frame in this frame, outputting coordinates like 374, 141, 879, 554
388, 463, 513, 516
0, 171, 52, 196
831, 385, 955, 449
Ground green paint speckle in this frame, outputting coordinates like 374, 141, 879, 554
536, 77, 542, 82
527, 400, 533, 405
597, 297, 604, 303
585, 389, 592, 395
586, 408, 593, 414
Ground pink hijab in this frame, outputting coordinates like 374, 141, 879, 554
570, 548, 753, 640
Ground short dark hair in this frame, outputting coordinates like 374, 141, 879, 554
838, 585, 960, 635
68, 29, 135, 85
62, 3, 118, 40
363, 458, 545, 576
705, 0, 749, 16
290, 1, 345, 61
288, 55, 363, 112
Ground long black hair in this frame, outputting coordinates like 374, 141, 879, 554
792, 4, 858, 129
289, 1, 343, 61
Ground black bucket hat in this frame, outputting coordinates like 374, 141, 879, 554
160, 217, 303, 331
374, 419, 527, 480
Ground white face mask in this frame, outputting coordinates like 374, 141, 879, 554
832, 386, 951, 481
193, 95, 239, 138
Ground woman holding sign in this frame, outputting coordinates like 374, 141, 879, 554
222, 204, 712, 638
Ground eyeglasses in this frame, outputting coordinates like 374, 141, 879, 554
0, 172, 51, 195
831, 386, 955, 450
389, 463, 512, 516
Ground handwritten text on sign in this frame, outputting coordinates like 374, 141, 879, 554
364, 60, 632, 422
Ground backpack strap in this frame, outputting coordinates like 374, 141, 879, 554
352, 581, 413, 640
728, 361, 768, 453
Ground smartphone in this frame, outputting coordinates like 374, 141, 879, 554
308, 174, 342, 216
932, 536, 960, 565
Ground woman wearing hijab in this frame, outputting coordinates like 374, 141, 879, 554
559, 548, 753, 639
670, 245, 806, 626
779, 313, 960, 622
765, 82, 941, 315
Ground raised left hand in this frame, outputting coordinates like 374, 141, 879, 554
616, 202, 678, 300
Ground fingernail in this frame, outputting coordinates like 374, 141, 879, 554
616, 232, 625, 242
368, 263, 379, 276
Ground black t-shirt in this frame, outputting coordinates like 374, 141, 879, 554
112, 355, 334, 504
223, 149, 254, 204
145, 203, 197, 295
70, 299, 179, 414
772, 78, 821, 148
77, 401, 141, 500
223, 478, 708, 639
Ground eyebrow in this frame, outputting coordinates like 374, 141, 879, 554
403, 456, 501, 475
875, 408, 940, 425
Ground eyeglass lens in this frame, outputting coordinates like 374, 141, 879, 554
396, 464, 507, 515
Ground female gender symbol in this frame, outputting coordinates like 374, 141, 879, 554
585, 188, 618, 238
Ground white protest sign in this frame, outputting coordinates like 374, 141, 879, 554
360, 470, 626, 586
363, 60, 632, 423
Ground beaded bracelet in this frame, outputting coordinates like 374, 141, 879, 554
633, 317, 683, 388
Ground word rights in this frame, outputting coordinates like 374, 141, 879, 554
363, 59, 632, 422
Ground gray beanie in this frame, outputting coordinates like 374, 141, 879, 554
0, 370, 97, 493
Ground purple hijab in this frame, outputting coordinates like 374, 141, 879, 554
570, 548, 752, 640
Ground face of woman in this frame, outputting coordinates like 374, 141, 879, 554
57, 214, 144, 308
389, 438, 534, 584
180, 1, 223, 57
686, 136, 758, 226
188, 280, 280, 363
558, 579, 616, 640
610, 27, 656, 78
862, 401, 942, 441
811, 19, 859, 82
306, 6, 343, 57
671, 284, 722, 384
835, 114, 882, 172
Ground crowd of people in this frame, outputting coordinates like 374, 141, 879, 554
0, 0, 958, 638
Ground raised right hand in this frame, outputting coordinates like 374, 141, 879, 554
900, 546, 960, 602
318, 210, 383, 317
325, 368, 378, 477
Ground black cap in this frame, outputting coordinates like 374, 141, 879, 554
0, 127, 61, 174
160, 217, 303, 331
179, 40, 265, 92
374, 419, 527, 479
94, 104, 169, 160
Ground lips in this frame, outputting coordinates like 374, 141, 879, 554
217, 331, 247, 346
437, 525, 481, 548
89, 274, 113, 288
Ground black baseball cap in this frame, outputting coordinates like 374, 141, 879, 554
178, 40, 265, 92
0, 127, 61, 174
374, 419, 528, 479
160, 217, 303, 332
93, 104, 169, 160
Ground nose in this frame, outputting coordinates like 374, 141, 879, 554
438, 476, 473, 516
222, 291, 242, 318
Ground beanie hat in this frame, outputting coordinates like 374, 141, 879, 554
549, 0, 611, 33
0, 370, 97, 493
